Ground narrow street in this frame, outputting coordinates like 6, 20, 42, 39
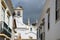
0, 0, 60, 40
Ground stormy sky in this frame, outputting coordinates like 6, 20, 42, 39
11, 0, 45, 24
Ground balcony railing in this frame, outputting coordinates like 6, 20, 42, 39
0, 21, 12, 38
4, 22, 12, 33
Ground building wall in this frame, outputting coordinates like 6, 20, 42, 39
37, 0, 50, 40
45, 0, 60, 40
0, 0, 3, 21
0, 0, 13, 40
37, 0, 60, 40
47, 0, 60, 40
0, 0, 13, 28
45, 0, 55, 40
4, 0, 13, 14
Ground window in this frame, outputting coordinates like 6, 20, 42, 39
17, 11, 20, 16
42, 18, 45, 32
41, 33, 42, 40
39, 28, 40, 38
37, 29, 38, 39
12, 12, 15, 16
46, 8, 50, 30
56, 0, 60, 20
42, 18, 45, 25
30, 28, 32, 31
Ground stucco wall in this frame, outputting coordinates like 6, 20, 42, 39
37, 0, 60, 40
44, 0, 60, 40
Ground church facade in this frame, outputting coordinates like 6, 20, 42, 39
13, 6, 37, 40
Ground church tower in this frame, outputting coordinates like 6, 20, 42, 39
14, 6, 28, 29
14, 6, 24, 25
14, 6, 23, 17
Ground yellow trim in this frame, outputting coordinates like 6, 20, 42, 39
7, 11, 11, 16
1, 0, 7, 9
1, 0, 12, 15
0, 34, 11, 39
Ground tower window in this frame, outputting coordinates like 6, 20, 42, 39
17, 11, 20, 16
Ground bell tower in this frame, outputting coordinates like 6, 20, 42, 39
14, 6, 24, 24
14, 6, 23, 17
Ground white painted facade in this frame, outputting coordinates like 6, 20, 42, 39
0, 0, 14, 40
37, 0, 60, 40
0, 0, 13, 29
14, 7, 37, 40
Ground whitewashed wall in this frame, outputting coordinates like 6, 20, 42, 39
40, 0, 60, 40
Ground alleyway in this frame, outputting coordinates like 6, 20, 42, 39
0, 0, 60, 40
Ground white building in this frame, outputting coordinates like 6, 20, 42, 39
13, 6, 37, 40
37, 0, 60, 40
0, 0, 14, 40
